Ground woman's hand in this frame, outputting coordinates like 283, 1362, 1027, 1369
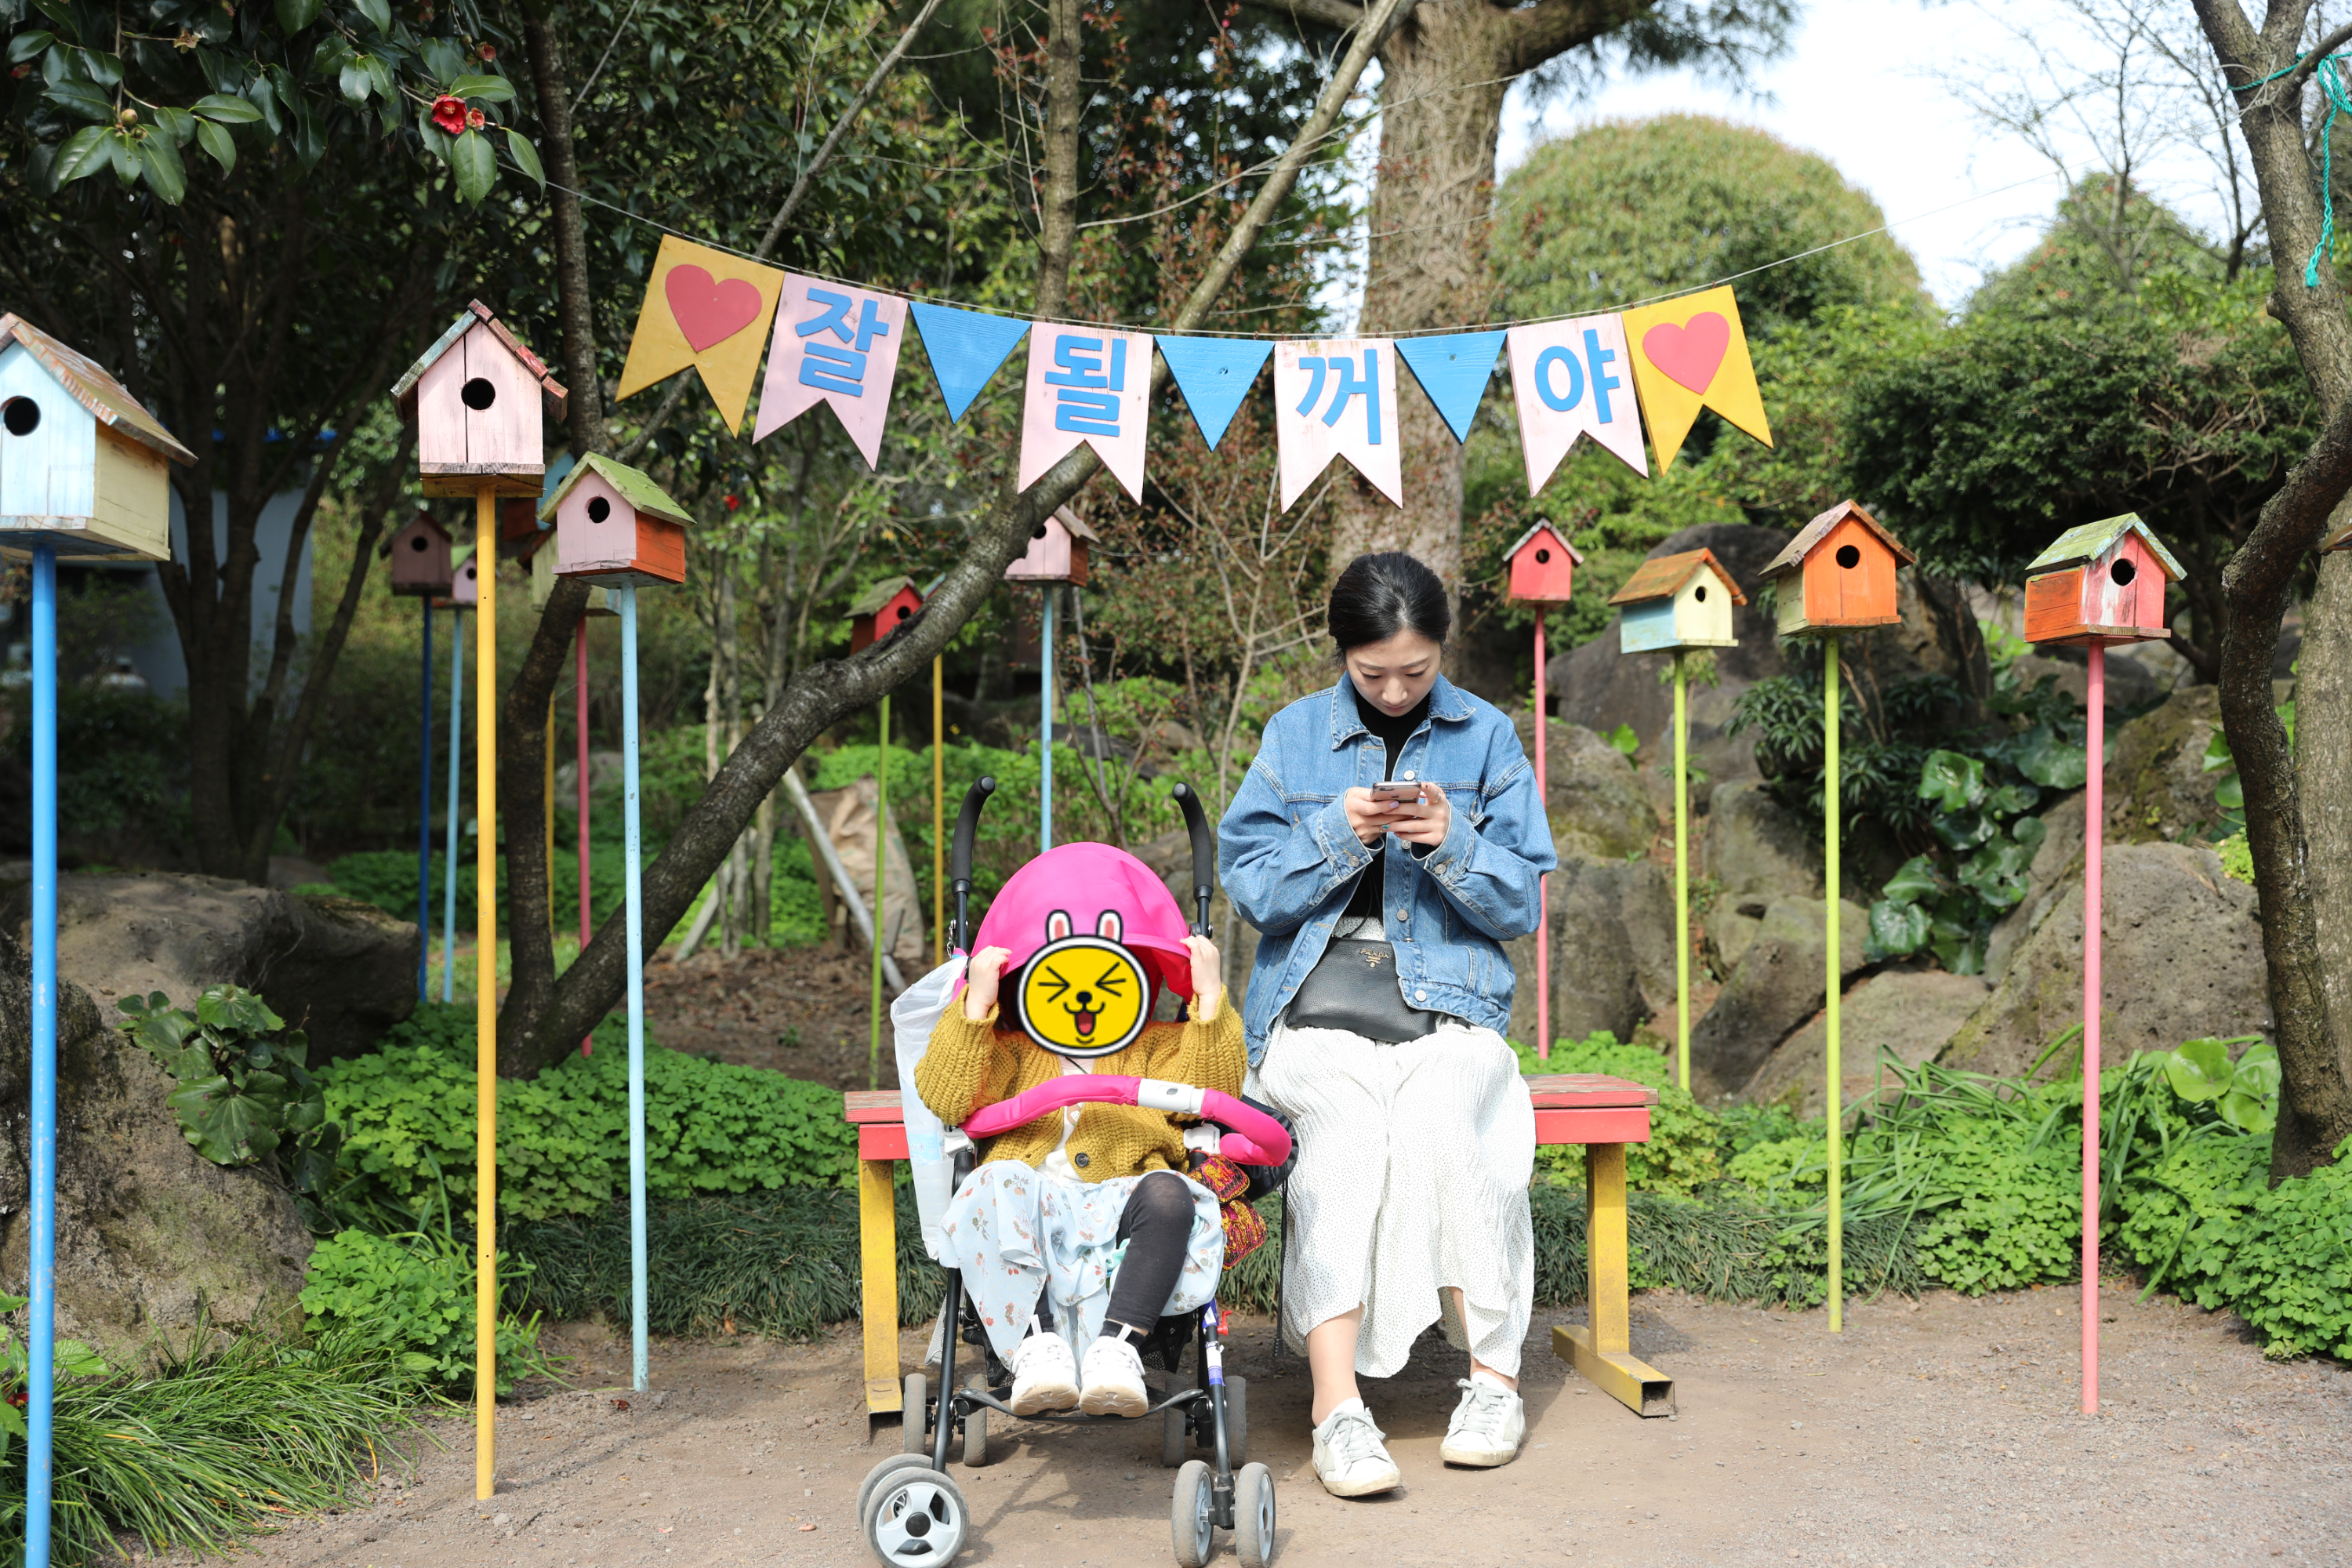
1342, 787, 1397, 844
1387, 784, 1451, 849
1185, 935, 1225, 1021
964, 946, 1012, 1020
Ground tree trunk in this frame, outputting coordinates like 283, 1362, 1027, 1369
522, 9, 610, 460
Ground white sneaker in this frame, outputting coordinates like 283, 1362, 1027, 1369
1008, 1326, 1079, 1416
1077, 1334, 1149, 1417
1311, 1399, 1401, 1497
1439, 1376, 1525, 1467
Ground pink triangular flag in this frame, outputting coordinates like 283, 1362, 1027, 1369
753, 274, 909, 469
1016, 324, 1152, 502
1505, 315, 1648, 492
1273, 339, 1402, 511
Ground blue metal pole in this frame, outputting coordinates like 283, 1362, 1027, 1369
418, 597, 433, 1000
28, 541, 59, 1568
441, 608, 464, 1004
619, 585, 648, 1392
1040, 586, 1054, 853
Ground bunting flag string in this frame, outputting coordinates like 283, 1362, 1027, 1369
612, 238, 1778, 517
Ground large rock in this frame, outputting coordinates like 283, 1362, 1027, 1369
1703, 780, 1825, 905
1504, 857, 1675, 1049
1984, 791, 2085, 982
1940, 841, 2274, 1080
1688, 896, 1867, 1101
2104, 685, 2231, 845
0, 932, 313, 1361
2, 873, 419, 1063
1744, 967, 1992, 1116
1512, 713, 1658, 862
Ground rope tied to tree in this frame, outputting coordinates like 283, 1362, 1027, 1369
2231, 48, 2352, 288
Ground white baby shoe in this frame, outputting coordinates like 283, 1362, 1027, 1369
1077, 1334, 1149, 1417
1439, 1374, 1525, 1467
1311, 1398, 1401, 1497
1007, 1323, 1079, 1416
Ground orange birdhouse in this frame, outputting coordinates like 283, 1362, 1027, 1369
538, 453, 690, 588
1761, 499, 1915, 637
848, 575, 925, 653
381, 510, 455, 597
390, 301, 568, 498
2024, 514, 2181, 648
1503, 521, 1584, 604
1005, 506, 1095, 586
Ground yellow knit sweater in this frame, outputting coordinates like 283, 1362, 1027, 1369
913, 997, 1244, 1182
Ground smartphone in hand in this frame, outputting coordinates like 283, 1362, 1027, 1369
1367, 781, 1426, 814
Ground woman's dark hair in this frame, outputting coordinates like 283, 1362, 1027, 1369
1327, 551, 1450, 653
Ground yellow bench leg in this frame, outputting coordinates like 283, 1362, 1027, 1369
860, 1157, 903, 1418
1552, 1141, 1676, 1417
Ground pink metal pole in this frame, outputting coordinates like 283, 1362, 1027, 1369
579, 621, 593, 1058
1534, 609, 1550, 1063
2082, 642, 2104, 1414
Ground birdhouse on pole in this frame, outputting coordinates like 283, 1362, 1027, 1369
2023, 514, 2182, 647
1005, 506, 1095, 585
437, 545, 481, 609
390, 301, 567, 498
1760, 499, 1914, 637
0, 314, 196, 561
1608, 549, 1746, 654
383, 510, 456, 597
848, 575, 926, 653
539, 453, 690, 587
1503, 521, 1583, 604
521, 529, 616, 615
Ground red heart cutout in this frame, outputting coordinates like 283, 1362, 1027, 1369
1642, 312, 1730, 395
664, 265, 764, 353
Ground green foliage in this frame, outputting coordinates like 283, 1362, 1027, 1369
2163, 1037, 2278, 1134
2213, 1145, 2352, 1359
316, 1007, 857, 1221
116, 987, 340, 1214
0, 1295, 110, 1468
298, 1209, 553, 1394
1515, 1033, 1724, 1197
0, 683, 186, 863
2215, 831, 2255, 884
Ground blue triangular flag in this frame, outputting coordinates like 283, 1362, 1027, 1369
1395, 330, 1507, 443
1155, 335, 1273, 450
909, 303, 1030, 423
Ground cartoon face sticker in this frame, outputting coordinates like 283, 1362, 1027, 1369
1011, 910, 1150, 1058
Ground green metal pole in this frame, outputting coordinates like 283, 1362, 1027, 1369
873, 694, 889, 1089
1824, 632, 1843, 1333
1674, 650, 1690, 1093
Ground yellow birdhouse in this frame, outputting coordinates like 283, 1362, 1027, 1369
0, 314, 195, 561
1607, 548, 1746, 654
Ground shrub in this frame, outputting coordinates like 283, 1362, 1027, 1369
1517, 1033, 1723, 1196
298, 1223, 551, 1394
2216, 1145, 2352, 1359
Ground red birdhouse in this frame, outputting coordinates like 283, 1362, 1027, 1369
1502, 521, 1584, 604
1761, 499, 1915, 637
2024, 514, 2182, 647
390, 300, 567, 498
848, 575, 925, 653
539, 454, 691, 588
381, 510, 455, 597
1005, 506, 1096, 586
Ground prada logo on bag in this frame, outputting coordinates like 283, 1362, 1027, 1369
1357, 948, 1388, 970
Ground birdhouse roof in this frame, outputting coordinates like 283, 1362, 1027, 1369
376, 510, 452, 559
0, 313, 197, 466
2024, 512, 2184, 582
390, 300, 568, 423
847, 575, 924, 619
1607, 548, 1748, 608
536, 453, 692, 528
1761, 499, 1916, 578
1051, 506, 1100, 543
1501, 521, 1585, 567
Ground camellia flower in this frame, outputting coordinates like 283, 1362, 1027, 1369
430, 94, 466, 136
466, 107, 486, 131
477, 42, 496, 60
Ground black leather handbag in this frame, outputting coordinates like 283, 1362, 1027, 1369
1287, 936, 1437, 1044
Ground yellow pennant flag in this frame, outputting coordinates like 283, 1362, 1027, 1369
1620, 285, 1773, 472
615, 235, 786, 434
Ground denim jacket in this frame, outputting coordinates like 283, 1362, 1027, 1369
1217, 674, 1556, 1065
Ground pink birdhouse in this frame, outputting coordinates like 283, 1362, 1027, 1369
848, 575, 925, 653
435, 546, 481, 609
538, 453, 690, 588
390, 301, 568, 498
381, 510, 455, 597
2024, 514, 2182, 647
1005, 506, 1096, 586
1503, 521, 1584, 604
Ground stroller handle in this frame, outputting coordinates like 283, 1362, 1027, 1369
948, 775, 996, 952
960, 1074, 1292, 1167
1169, 782, 1215, 937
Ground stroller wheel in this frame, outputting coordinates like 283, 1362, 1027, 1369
862, 1462, 969, 1566
960, 1378, 989, 1466
1171, 1457, 1214, 1568
1161, 1403, 1189, 1469
856, 1453, 935, 1530
902, 1373, 929, 1455
1234, 1462, 1276, 1568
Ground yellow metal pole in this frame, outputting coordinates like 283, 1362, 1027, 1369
1824, 632, 1842, 1334
858, 1155, 903, 1415
873, 695, 888, 1088
473, 487, 499, 1499
1674, 650, 1690, 1093
933, 656, 945, 963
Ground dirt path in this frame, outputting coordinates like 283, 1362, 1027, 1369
641, 948, 891, 1092
216, 1281, 2348, 1568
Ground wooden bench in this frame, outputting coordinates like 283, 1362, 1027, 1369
843, 1072, 1675, 1421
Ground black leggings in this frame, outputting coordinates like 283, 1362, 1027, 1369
1033, 1171, 1198, 1338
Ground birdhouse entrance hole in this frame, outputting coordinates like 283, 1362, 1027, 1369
588, 496, 612, 522
408, 535, 429, 552
1536, 547, 1552, 564
461, 377, 498, 411
1694, 583, 1708, 602
1835, 543, 1860, 569
2, 397, 37, 436
2111, 557, 2138, 586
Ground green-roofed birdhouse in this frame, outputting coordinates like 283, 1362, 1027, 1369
522, 528, 616, 616
1608, 548, 1746, 654
2024, 513, 2181, 646
391, 301, 567, 498
848, 575, 925, 653
1761, 499, 1914, 637
0, 314, 196, 561
1504, 521, 1583, 604
539, 454, 690, 587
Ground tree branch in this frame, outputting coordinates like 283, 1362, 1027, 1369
1238, 0, 1366, 33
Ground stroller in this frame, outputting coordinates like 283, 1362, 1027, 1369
854, 778, 1291, 1568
